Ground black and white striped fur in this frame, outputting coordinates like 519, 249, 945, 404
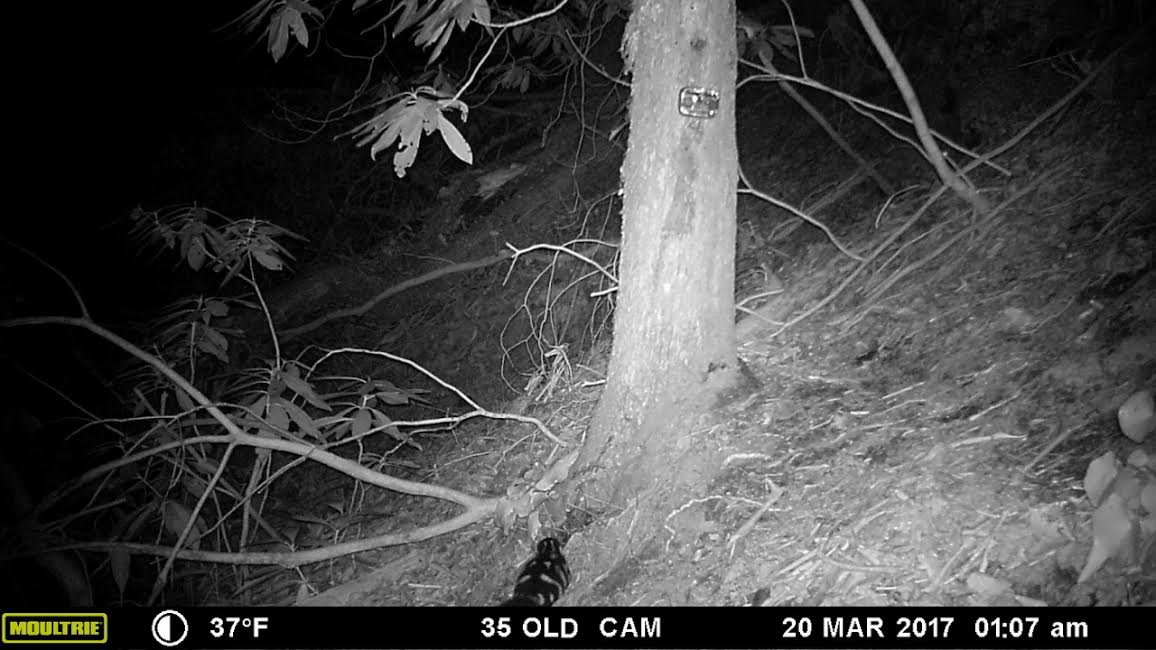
499, 538, 571, 606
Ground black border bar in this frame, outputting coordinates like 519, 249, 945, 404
0, 607, 1143, 649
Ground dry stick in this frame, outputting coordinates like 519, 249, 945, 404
862, 164, 1071, 307
739, 165, 865, 261
811, 169, 876, 218
448, 1, 571, 105
35, 417, 500, 557
35, 504, 496, 569
565, 29, 631, 89
1, 317, 503, 601
825, 164, 1065, 335
281, 250, 512, 341
843, 98, 1008, 179
862, 220, 947, 296
740, 63, 1008, 178
505, 240, 619, 285
312, 347, 567, 446
728, 480, 784, 557
1022, 417, 1094, 474
768, 185, 950, 339
2, 239, 90, 319
0, 317, 266, 603
811, 28, 1147, 332
856, 4, 985, 197
764, 19, 1140, 338
747, 60, 894, 196
848, 0, 989, 215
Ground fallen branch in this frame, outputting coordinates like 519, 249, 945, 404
282, 250, 513, 340
1, 314, 563, 604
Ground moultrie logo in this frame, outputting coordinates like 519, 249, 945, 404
2, 612, 108, 644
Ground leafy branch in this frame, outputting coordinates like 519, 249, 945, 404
2, 206, 570, 604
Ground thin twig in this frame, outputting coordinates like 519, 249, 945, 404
282, 250, 513, 340
728, 481, 784, 557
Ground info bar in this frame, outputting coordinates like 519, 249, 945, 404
0, 607, 1143, 649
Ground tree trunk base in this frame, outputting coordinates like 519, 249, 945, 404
564, 362, 750, 603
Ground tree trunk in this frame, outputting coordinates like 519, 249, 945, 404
572, 0, 742, 587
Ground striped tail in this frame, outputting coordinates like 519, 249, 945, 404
499, 538, 571, 606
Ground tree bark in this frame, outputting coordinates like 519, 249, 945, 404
572, 0, 741, 587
